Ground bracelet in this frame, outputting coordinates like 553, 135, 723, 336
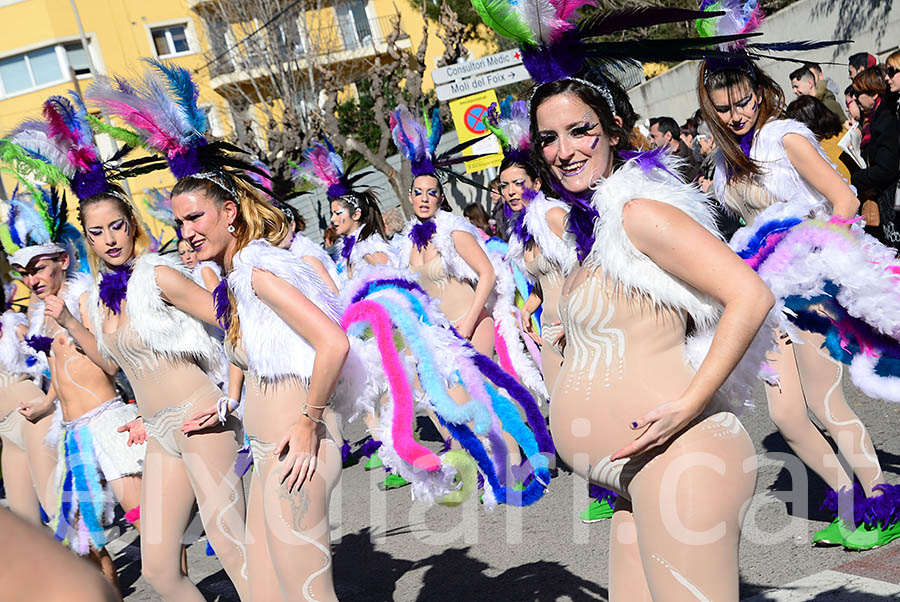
216, 396, 240, 424
301, 405, 327, 427
304, 401, 330, 410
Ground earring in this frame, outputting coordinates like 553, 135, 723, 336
227, 224, 236, 233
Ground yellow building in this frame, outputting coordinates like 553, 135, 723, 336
0, 0, 488, 240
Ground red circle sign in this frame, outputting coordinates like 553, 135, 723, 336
464, 104, 489, 134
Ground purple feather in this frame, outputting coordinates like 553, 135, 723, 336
619, 147, 682, 180
739, 127, 755, 158
358, 437, 382, 458
327, 182, 350, 199
550, 180, 597, 262
168, 143, 207, 179
520, 35, 585, 84
234, 446, 253, 477
410, 157, 435, 177
70, 163, 110, 201
589, 484, 618, 503
98, 265, 132, 314
341, 235, 356, 261
340, 439, 352, 464
25, 335, 54, 355
409, 219, 436, 251
212, 277, 231, 330
511, 207, 533, 246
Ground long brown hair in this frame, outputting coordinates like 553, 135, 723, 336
336, 188, 387, 241
170, 174, 288, 345
698, 62, 785, 181
77, 184, 152, 276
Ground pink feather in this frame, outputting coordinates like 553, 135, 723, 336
303, 145, 341, 186
553, 0, 595, 22
92, 96, 185, 156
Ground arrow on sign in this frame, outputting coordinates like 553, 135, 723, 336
435, 65, 531, 101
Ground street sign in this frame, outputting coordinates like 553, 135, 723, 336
448, 90, 503, 174
435, 64, 531, 101
432, 49, 522, 85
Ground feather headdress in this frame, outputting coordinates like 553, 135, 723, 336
470, 0, 747, 85
697, 0, 849, 76
294, 138, 372, 201
482, 96, 531, 164
87, 59, 277, 198
390, 105, 487, 178
1, 185, 89, 271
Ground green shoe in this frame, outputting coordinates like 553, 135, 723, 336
364, 454, 383, 471
580, 499, 614, 523
843, 521, 900, 551
382, 473, 410, 490
812, 518, 852, 546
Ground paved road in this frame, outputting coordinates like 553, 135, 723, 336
111, 376, 900, 601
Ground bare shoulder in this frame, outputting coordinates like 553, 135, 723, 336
546, 206, 567, 238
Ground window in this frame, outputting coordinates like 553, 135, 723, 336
64, 42, 91, 77
0, 47, 62, 95
151, 24, 191, 58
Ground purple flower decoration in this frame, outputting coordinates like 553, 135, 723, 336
98, 265, 132, 314
213, 277, 231, 330
341, 235, 356, 261
511, 207, 533, 247
26, 334, 54, 355
409, 219, 436, 251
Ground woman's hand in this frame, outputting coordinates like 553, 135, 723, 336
275, 418, 322, 493
43, 295, 73, 329
18, 397, 55, 421
520, 308, 543, 345
454, 314, 477, 340
118, 417, 147, 447
552, 329, 566, 353
610, 397, 704, 461
182, 406, 221, 434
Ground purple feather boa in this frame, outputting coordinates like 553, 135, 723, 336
409, 219, 436, 251
589, 484, 618, 503
341, 235, 356, 261
212, 277, 231, 330
549, 179, 597, 262
822, 482, 900, 528
619, 147, 682, 181
510, 207, 533, 247
25, 334, 54, 355
167, 141, 207, 179
328, 182, 350, 200
98, 265, 132, 314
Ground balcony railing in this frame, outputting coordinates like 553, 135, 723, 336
209, 14, 408, 79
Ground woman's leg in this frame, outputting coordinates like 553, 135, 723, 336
0, 437, 40, 524
179, 419, 249, 600
628, 413, 757, 602
765, 336, 853, 491
608, 497, 653, 602
139, 441, 205, 602
252, 435, 341, 602
107, 475, 142, 532
793, 331, 884, 495
22, 411, 58, 517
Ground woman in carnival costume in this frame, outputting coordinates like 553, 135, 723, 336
0, 133, 143, 589
0, 275, 57, 524
391, 105, 549, 471
14, 72, 250, 600
97, 59, 355, 601
697, 0, 900, 550
471, 0, 781, 598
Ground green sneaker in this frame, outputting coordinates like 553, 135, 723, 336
364, 454, 383, 471
843, 521, 900, 551
580, 499, 614, 523
382, 473, 410, 490
812, 518, 852, 546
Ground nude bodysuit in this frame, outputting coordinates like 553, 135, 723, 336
524, 248, 565, 391
411, 255, 477, 323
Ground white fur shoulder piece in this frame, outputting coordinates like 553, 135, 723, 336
290, 232, 342, 287
344, 233, 399, 277
506, 193, 577, 277
0, 312, 30, 376
35, 272, 93, 343
230, 239, 343, 382
714, 118, 837, 215
587, 155, 723, 331
396, 210, 484, 283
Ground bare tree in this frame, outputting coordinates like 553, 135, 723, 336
316, 1, 469, 217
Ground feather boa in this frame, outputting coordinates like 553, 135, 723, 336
714, 119, 841, 218
731, 203, 900, 400
0, 312, 32, 377
89, 254, 226, 384
588, 152, 777, 410
505, 192, 577, 278
289, 232, 342, 289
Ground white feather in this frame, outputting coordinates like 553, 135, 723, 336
0, 312, 31, 376
290, 232, 342, 287
341, 232, 399, 279
505, 192, 577, 278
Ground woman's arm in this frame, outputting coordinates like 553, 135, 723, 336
18, 381, 57, 421
451, 230, 496, 339
251, 268, 350, 492
521, 287, 543, 345
546, 207, 568, 239
300, 256, 339, 295
783, 133, 860, 220
200, 265, 220, 293
43, 294, 119, 376
610, 198, 774, 460
155, 265, 218, 327
364, 252, 389, 266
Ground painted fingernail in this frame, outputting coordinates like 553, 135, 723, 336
631, 421, 638, 428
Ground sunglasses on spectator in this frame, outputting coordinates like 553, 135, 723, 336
887, 66, 900, 77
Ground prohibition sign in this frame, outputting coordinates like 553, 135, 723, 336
464, 104, 489, 134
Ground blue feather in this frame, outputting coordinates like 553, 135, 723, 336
499, 95, 513, 119
6, 203, 21, 248
144, 58, 208, 135
428, 109, 442, 154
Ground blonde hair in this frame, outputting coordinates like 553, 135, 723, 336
77, 186, 152, 277
170, 174, 288, 345
887, 50, 900, 69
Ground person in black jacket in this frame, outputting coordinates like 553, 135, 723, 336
850, 66, 900, 248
